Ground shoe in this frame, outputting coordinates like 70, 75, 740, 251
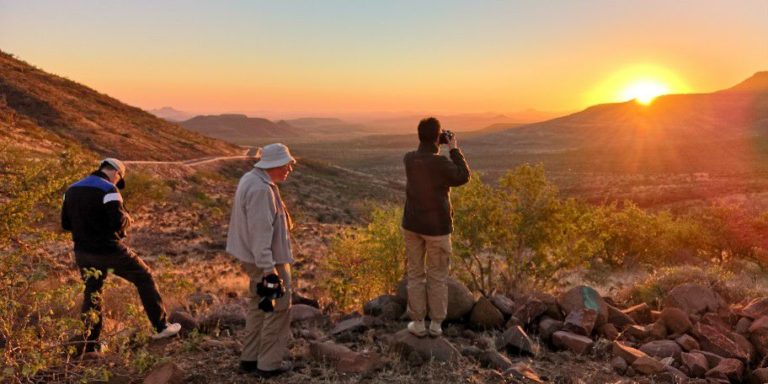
252, 361, 292, 378
239, 360, 259, 373
150, 323, 182, 340
428, 321, 443, 337
407, 320, 427, 337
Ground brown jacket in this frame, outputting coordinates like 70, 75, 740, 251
402, 142, 470, 236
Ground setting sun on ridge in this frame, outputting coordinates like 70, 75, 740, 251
621, 80, 670, 104
585, 64, 690, 107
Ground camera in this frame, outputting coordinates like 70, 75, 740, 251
438, 130, 455, 145
256, 273, 286, 312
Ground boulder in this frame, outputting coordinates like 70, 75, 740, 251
469, 296, 505, 329
552, 331, 593, 355
186, 291, 219, 311
662, 366, 690, 383
647, 321, 668, 340
623, 303, 653, 324
735, 317, 752, 334
681, 352, 709, 378
631, 355, 665, 375
701, 313, 733, 335
309, 341, 383, 374
639, 340, 682, 360
513, 298, 549, 325
740, 297, 768, 320
290, 304, 324, 323
675, 334, 701, 352
612, 341, 647, 364
558, 286, 609, 325
695, 323, 749, 361
705, 358, 744, 383
663, 283, 724, 316
168, 310, 199, 336
611, 356, 628, 374
496, 326, 540, 356
538, 317, 563, 341
330, 316, 378, 336
477, 350, 513, 371
691, 349, 724, 368
292, 292, 320, 308
563, 308, 598, 336
143, 362, 185, 384
599, 323, 620, 341
396, 277, 474, 321
751, 368, 768, 384
199, 304, 246, 332
625, 324, 649, 340
390, 329, 460, 363
363, 295, 405, 320
660, 307, 693, 335
729, 331, 755, 363
748, 315, 768, 357
490, 294, 515, 317
607, 305, 636, 329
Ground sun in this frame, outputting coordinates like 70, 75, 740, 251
620, 80, 670, 105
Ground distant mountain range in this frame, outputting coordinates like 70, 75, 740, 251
148, 106, 194, 122
0, 51, 238, 160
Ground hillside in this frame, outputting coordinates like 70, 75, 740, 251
180, 114, 303, 142
0, 51, 238, 160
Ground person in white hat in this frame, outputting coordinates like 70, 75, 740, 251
226, 143, 297, 377
61, 158, 181, 354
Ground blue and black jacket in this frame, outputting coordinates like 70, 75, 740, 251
61, 171, 131, 252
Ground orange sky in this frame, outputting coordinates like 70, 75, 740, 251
1, 1, 766, 118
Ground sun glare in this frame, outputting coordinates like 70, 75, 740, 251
620, 80, 670, 105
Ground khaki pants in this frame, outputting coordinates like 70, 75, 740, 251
402, 228, 451, 323
241, 263, 292, 370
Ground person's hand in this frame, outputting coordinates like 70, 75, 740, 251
263, 267, 278, 277
448, 133, 458, 150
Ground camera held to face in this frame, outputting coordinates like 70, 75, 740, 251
438, 130, 455, 145
256, 273, 286, 312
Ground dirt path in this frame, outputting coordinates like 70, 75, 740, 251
124, 149, 254, 166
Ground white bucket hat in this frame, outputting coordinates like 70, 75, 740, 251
254, 143, 296, 169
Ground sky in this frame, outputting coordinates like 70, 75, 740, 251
1, 1, 767, 118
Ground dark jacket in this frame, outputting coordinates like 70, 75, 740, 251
402, 142, 470, 236
61, 171, 131, 252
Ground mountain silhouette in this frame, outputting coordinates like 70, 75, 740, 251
0, 51, 238, 160
180, 114, 303, 141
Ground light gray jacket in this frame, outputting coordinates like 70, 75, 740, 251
226, 167, 294, 270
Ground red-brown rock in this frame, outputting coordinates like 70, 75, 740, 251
740, 297, 768, 320
676, 334, 701, 352
310, 341, 383, 374
623, 303, 652, 324
660, 307, 692, 335
558, 286, 609, 325
735, 317, 752, 334
631, 355, 665, 375
563, 308, 598, 336
647, 320, 668, 340
143, 362, 185, 384
513, 298, 548, 325
538, 317, 563, 341
490, 294, 515, 317
681, 352, 709, 378
469, 296, 505, 329
390, 329, 460, 362
612, 341, 646, 364
695, 323, 749, 362
751, 368, 768, 384
496, 326, 540, 356
625, 324, 649, 340
552, 331, 593, 355
705, 358, 744, 382
663, 283, 724, 316
600, 323, 619, 341
607, 305, 636, 329
748, 315, 768, 357
639, 340, 682, 360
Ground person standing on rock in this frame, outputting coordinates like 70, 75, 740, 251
226, 143, 296, 378
61, 158, 181, 354
402, 117, 471, 337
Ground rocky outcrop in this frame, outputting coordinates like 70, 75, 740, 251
390, 329, 460, 363
469, 296, 505, 329
396, 277, 474, 321
309, 341, 383, 374
558, 286, 609, 325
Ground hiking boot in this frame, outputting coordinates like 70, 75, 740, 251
428, 321, 443, 337
252, 360, 293, 378
407, 320, 427, 337
150, 323, 182, 340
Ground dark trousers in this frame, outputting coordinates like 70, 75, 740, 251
75, 246, 168, 343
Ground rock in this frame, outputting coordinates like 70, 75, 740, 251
504, 363, 544, 383
701, 313, 733, 335
309, 341, 383, 374
676, 334, 701, 352
663, 283, 724, 316
623, 303, 653, 324
691, 350, 724, 368
662, 365, 690, 383
330, 316, 378, 336
612, 341, 647, 364
735, 317, 752, 334
695, 323, 748, 362
558, 285, 609, 325
168, 310, 198, 336
490, 294, 515, 317
705, 358, 744, 382
740, 297, 768, 320
143, 362, 185, 384
640, 340, 682, 360
647, 321, 668, 340
751, 368, 768, 384
199, 304, 246, 332
625, 325, 649, 340
513, 298, 549, 325
600, 323, 620, 341
292, 292, 320, 308
469, 296, 505, 329
631, 355, 666, 374
396, 277, 474, 321
552, 331, 593, 355
611, 356, 628, 374
496, 326, 540, 356
681, 352, 709, 378
199, 338, 241, 352
729, 331, 755, 363
363, 295, 405, 320
478, 350, 513, 371
607, 305, 636, 329
290, 304, 324, 323
186, 291, 219, 311
563, 308, 598, 336
538, 317, 563, 341
748, 316, 768, 357
390, 329, 460, 363
460, 345, 483, 359
660, 307, 693, 335
535, 292, 564, 321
